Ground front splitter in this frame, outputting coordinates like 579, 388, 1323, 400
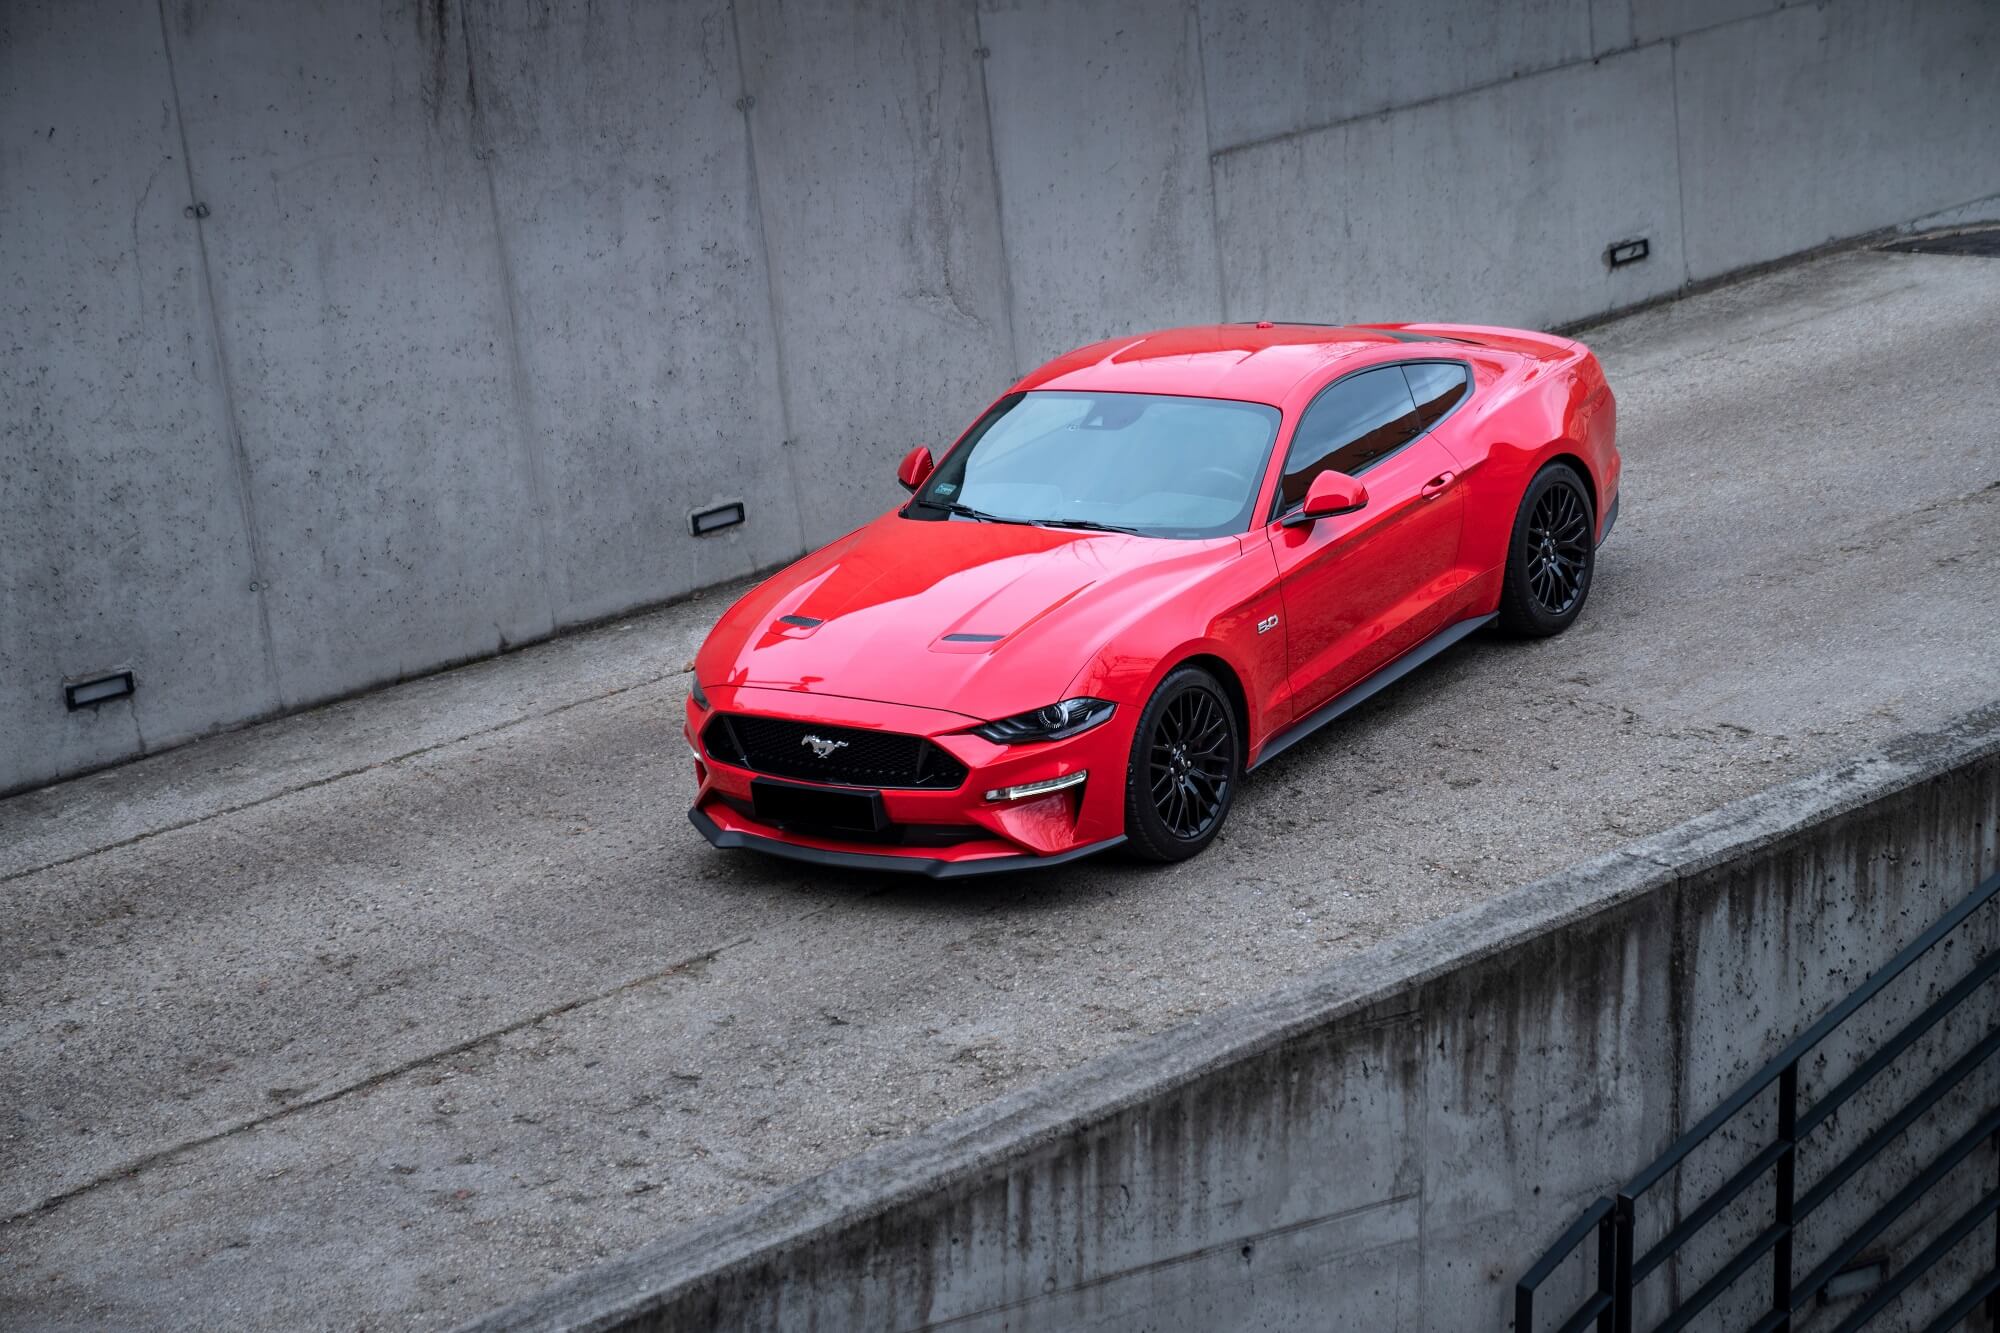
688, 807, 1124, 879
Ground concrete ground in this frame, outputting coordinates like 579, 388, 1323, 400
3, 245, 1997, 1331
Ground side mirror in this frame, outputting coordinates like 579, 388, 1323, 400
896, 445, 935, 492
1285, 471, 1368, 526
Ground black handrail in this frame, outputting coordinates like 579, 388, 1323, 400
1796, 1026, 2000, 1218
1515, 868, 2000, 1331
1789, 1104, 2000, 1310
1828, 1183, 1999, 1333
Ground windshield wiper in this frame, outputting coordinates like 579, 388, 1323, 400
936, 498, 1032, 524
1033, 517, 1144, 535
923, 499, 1024, 524
922, 499, 1138, 534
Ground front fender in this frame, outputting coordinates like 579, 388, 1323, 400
1061, 537, 1287, 755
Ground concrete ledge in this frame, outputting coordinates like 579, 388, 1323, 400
465, 702, 2000, 1331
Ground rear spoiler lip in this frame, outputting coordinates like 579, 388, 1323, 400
1355, 321, 1587, 359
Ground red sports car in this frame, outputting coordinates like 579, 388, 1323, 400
687, 322, 1619, 876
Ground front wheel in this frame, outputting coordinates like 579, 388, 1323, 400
1123, 666, 1240, 862
1497, 462, 1597, 637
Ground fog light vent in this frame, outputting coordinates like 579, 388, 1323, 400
65, 670, 136, 711
986, 770, 1087, 803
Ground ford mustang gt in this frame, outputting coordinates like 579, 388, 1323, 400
686, 321, 1619, 876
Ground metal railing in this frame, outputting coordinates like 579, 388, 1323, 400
1516, 869, 2000, 1332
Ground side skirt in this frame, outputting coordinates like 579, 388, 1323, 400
1248, 613, 1498, 771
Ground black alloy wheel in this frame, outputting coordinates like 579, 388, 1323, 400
1526, 481, 1592, 615
1124, 665, 1239, 862
1498, 462, 1597, 637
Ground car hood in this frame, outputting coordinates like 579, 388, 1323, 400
696, 513, 1242, 722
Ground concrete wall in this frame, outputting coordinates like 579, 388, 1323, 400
459, 712, 2000, 1333
7, 0, 1999, 793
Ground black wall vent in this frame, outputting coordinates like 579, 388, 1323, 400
690, 501, 746, 536
65, 670, 135, 711
1606, 237, 1650, 268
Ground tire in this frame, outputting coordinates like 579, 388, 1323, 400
1497, 462, 1597, 638
1123, 665, 1240, 862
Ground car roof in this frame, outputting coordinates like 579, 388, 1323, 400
1014, 323, 1458, 406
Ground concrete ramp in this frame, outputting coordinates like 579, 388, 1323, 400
467, 706, 2000, 1331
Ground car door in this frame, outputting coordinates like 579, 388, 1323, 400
1268, 363, 1467, 720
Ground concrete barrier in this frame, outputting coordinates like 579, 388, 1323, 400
462, 704, 2000, 1331
7, 0, 1999, 791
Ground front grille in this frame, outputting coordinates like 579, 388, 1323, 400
702, 714, 968, 790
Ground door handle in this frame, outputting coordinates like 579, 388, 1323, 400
1421, 471, 1456, 498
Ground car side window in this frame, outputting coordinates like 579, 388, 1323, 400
1402, 360, 1469, 429
1277, 367, 1422, 511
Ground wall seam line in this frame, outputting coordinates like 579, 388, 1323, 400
729, 0, 810, 561
1670, 38, 1694, 289
459, 2, 559, 637
1189, 0, 1230, 322
1906, 186, 2000, 225
969, 1, 1024, 379
1204, 0, 1842, 164
1414, 995, 1431, 1319
1665, 877, 1690, 1310
151, 0, 285, 711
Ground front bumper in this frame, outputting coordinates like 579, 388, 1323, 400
685, 684, 1132, 874
690, 806, 1124, 878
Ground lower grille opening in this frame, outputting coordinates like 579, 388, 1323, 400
702, 714, 968, 790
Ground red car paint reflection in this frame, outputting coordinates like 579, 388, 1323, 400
688, 322, 1619, 877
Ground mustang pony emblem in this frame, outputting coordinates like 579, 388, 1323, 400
800, 734, 849, 759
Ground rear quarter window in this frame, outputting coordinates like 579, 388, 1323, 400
1402, 361, 1470, 428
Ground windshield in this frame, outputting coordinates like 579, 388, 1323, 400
907, 391, 1282, 539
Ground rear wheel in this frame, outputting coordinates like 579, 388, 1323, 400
1123, 666, 1239, 862
1498, 463, 1596, 637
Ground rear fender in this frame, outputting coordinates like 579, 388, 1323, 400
1447, 340, 1617, 588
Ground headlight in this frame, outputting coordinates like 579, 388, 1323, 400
974, 697, 1114, 743
690, 678, 710, 710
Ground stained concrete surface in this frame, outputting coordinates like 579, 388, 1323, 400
12, 0, 2000, 795
0, 1, 283, 780
978, 0, 1222, 368
1196, 0, 1600, 152
734, 0, 1018, 547
1213, 40, 1687, 328
1673, 1, 2000, 280
466, 706, 2000, 1333
1, 247, 1998, 1330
